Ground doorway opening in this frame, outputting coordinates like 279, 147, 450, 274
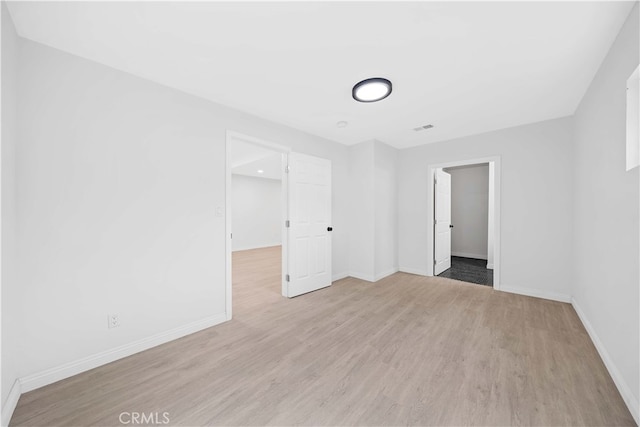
439, 163, 492, 286
226, 131, 290, 320
426, 157, 501, 290
225, 131, 334, 320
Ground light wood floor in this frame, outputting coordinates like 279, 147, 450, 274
11, 246, 635, 426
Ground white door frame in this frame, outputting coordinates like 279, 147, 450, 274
426, 156, 501, 290
225, 130, 290, 320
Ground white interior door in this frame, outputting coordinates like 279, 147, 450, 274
286, 152, 332, 297
434, 169, 452, 275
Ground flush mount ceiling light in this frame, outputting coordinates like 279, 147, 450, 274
352, 77, 392, 103
336, 121, 348, 128
257, 169, 264, 174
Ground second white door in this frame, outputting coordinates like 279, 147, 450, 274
286, 152, 332, 297
434, 169, 452, 275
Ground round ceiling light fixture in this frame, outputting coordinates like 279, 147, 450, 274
352, 77, 392, 103
336, 121, 348, 128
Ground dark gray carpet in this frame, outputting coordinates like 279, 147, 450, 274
437, 256, 493, 286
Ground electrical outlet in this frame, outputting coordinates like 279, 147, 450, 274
108, 313, 120, 329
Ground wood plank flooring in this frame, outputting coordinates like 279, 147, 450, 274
11, 245, 636, 426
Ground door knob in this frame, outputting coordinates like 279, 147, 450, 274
327, 227, 333, 231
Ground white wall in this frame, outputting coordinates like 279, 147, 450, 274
347, 140, 398, 282
374, 140, 398, 280
572, 4, 639, 421
348, 141, 375, 281
1, 0, 19, 411
231, 174, 281, 251
8, 35, 350, 394
398, 117, 574, 301
445, 164, 489, 260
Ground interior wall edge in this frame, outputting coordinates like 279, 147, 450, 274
373, 268, 399, 282
347, 272, 376, 283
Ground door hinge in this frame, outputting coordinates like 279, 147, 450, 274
434, 259, 437, 265
434, 177, 438, 184
286, 274, 290, 282
285, 220, 290, 228
285, 165, 290, 173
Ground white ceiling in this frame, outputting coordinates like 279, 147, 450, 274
231, 139, 283, 180
232, 155, 283, 181
7, 1, 635, 148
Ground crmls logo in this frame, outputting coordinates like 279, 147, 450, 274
119, 412, 170, 425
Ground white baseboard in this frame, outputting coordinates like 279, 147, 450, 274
348, 271, 375, 282
1, 380, 21, 427
499, 285, 571, 303
398, 267, 429, 277
348, 269, 399, 283
572, 299, 639, 424
486, 263, 494, 269
451, 251, 487, 260
20, 313, 228, 393
374, 268, 399, 282
332, 271, 349, 282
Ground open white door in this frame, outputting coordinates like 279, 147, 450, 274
286, 152, 332, 297
434, 169, 452, 275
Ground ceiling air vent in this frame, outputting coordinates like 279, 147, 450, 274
413, 124, 434, 131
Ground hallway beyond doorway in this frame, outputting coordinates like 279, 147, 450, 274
437, 256, 493, 286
